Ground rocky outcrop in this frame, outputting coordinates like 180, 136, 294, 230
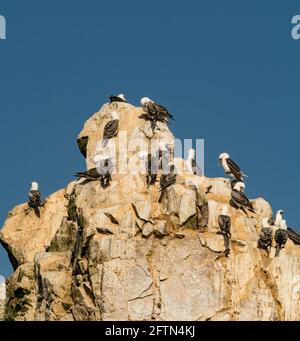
0, 281, 5, 320
1, 101, 300, 321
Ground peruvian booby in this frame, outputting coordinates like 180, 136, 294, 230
218, 206, 231, 256
275, 219, 288, 257
158, 163, 177, 203
103, 112, 119, 147
230, 182, 255, 214
274, 210, 285, 227
75, 158, 113, 188
140, 97, 174, 130
219, 152, 247, 182
139, 151, 159, 186
258, 218, 273, 252
28, 182, 42, 218
109, 94, 127, 103
186, 148, 202, 176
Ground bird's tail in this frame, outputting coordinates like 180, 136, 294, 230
275, 245, 281, 257
224, 234, 230, 255
75, 172, 86, 178
158, 189, 165, 203
34, 206, 40, 218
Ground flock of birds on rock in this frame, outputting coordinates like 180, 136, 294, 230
26, 93, 300, 257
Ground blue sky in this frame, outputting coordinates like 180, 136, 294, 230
0, 0, 300, 277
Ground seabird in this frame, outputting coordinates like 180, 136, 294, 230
186, 148, 202, 176
75, 158, 113, 188
140, 97, 174, 130
258, 218, 273, 252
273, 210, 285, 227
109, 94, 127, 103
103, 112, 119, 147
231, 182, 255, 214
28, 182, 42, 218
218, 206, 231, 255
158, 163, 177, 203
219, 152, 247, 182
275, 219, 288, 257
139, 151, 159, 186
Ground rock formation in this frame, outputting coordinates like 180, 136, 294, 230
1, 101, 300, 321
0, 281, 5, 320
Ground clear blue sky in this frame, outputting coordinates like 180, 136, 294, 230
1, 1, 300, 277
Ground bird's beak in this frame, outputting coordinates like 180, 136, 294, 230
218, 159, 221, 167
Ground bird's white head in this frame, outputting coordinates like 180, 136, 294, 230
31, 182, 38, 191
221, 206, 229, 216
262, 217, 270, 228
219, 152, 230, 160
140, 97, 152, 106
275, 210, 285, 225
188, 148, 195, 160
233, 181, 245, 192
117, 94, 126, 101
279, 219, 288, 230
277, 210, 285, 217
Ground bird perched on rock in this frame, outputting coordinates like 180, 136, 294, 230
139, 150, 159, 186
230, 182, 255, 214
271, 210, 285, 227
158, 163, 177, 203
275, 219, 288, 257
103, 111, 119, 147
109, 94, 127, 103
219, 152, 247, 182
218, 206, 231, 256
28, 182, 42, 218
258, 218, 273, 253
186, 148, 202, 176
140, 97, 174, 130
75, 158, 113, 188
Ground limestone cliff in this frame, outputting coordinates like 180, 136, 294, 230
1, 101, 300, 321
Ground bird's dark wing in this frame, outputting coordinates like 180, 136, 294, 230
260, 227, 273, 240
218, 215, 231, 233
227, 158, 243, 181
28, 190, 41, 207
109, 95, 127, 103
76, 168, 100, 179
191, 159, 202, 176
287, 227, 300, 245
275, 229, 288, 245
103, 119, 119, 140
159, 173, 177, 191
231, 189, 254, 211
154, 102, 174, 120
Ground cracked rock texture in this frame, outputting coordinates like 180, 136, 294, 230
1, 101, 300, 321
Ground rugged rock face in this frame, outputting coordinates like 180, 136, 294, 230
1, 101, 300, 321
0, 281, 5, 320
